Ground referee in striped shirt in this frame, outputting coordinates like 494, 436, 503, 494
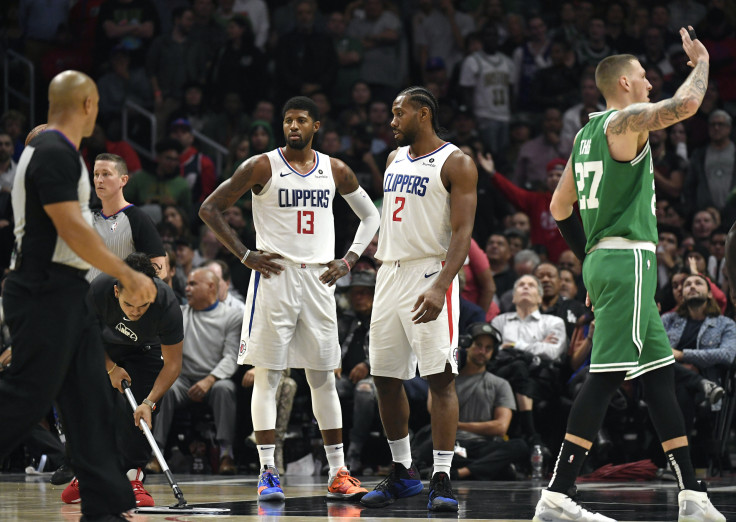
87, 153, 167, 282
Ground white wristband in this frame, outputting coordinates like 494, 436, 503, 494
241, 249, 251, 264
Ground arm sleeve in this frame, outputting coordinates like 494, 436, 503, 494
342, 186, 380, 257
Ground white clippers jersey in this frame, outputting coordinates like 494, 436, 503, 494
376, 142, 458, 262
252, 148, 336, 264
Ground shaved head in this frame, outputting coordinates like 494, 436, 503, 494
193, 267, 219, 287
595, 54, 638, 99
47, 70, 99, 139
25, 124, 48, 146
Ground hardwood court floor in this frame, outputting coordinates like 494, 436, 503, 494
2, 472, 736, 521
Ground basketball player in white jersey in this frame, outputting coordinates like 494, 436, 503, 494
360, 87, 477, 513
199, 97, 380, 501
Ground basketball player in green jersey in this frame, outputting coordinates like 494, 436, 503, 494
533, 27, 725, 522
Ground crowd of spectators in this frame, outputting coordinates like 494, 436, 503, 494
2, 0, 736, 477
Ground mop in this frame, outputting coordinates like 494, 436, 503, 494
122, 381, 231, 515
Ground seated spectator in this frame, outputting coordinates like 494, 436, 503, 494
0, 131, 16, 193
651, 126, 687, 203
533, 262, 588, 340
0, 110, 27, 161
662, 273, 733, 433
335, 271, 377, 472
414, 322, 527, 480
152, 268, 243, 474
458, 269, 487, 336
247, 120, 276, 158
505, 226, 529, 260
124, 138, 193, 219
202, 259, 245, 312
162, 205, 191, 239
708, 228, 728, 290
498, 249, 540, 313
560, 75, 604, 146
491, 275, 567, 446
483, 154, 568, 263
657, 224, 683, 290
485, 233, 514, 300
169, 119, 216, 206
97, 46, 154, 128
558, 268, 579, 301
174, 238, 202, 279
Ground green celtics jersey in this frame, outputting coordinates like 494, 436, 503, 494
572, 109, 657, 252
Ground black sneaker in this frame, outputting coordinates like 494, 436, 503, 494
427, 472, 458, 512
360, 462, 423, 508
50, 463, 74, 485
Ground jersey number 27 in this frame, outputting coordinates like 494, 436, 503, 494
574, 161, 603, 211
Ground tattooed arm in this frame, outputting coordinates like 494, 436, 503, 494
608, 26, 709, 135
199, 154, 284, 277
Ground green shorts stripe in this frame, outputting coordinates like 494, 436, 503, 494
584, 248, 674, 380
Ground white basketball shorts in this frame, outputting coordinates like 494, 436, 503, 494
369, 257, 459, 380
238, 260, 340, 370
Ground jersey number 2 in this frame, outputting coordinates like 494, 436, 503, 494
297, 210, 314, 234
574, 161, 603, 210
392, 197, 405, 222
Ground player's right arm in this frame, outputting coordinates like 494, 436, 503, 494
607, 26, 709, 135
199, 154, 284, 277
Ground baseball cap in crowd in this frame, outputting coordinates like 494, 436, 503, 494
170, 118, 192, 132
467, 322, 501, 346
547, 158, 567, 172
349, 270, 376, 288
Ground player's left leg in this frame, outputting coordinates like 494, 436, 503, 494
424, 364, 459, 512
305, 368, 367, 500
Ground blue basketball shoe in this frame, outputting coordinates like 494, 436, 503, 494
360, 462, 423, 508
427, 471, 458, 512
257, 466, 285, 501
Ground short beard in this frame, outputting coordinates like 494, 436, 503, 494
685, 296, 707, 309
288, 137, 310, 150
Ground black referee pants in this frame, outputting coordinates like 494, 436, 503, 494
0, 267, 135, 517
106, 344, 163, 471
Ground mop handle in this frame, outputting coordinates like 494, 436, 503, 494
121, 380, 186, 505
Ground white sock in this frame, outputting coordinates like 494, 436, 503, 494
388, 435, 412, 469
126, 468, 143, 481
433, 449, 453, 477
257, 444, 276, 469
325, 443, 345, 477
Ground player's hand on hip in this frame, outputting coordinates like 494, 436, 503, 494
680, 25, 709, 67
320, 259, 349, 286
248, 251, 283, 278
134, 404, 152, 430
110, 366, 131, 393
412, 287, 445, 323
